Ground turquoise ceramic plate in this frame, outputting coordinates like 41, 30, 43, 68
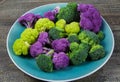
7, 3, 114, 81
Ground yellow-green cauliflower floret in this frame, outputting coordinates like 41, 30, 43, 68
35, 18, 55, 32
65, 22, 80, 34
13, 39, 30, 55
20, 28, 39, 44
56, 19, 66, 29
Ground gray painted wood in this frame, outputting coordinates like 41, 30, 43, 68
0, 0, 120, 82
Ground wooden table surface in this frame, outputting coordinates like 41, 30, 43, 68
0, 0, 120, 82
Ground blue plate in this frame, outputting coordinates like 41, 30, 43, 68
6, 3, 114, 81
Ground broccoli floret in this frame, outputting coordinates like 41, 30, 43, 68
20, 28, 39, 44
13, 38, 30, 55
36, 50, 54, 72
79, 43, 90, 52
97, 31, 104, 40
69, 42, 90, 65
70, 49, 88, 65
48, 27, 66, 40
65, 22, 80, 34
35, 18, 55, 32
78, 30, 100, 46
70, 42, 79, 51
89, 44, 105, 60
36, 54, 53, 72
57, 2, 80, 23
56, 19, 66, 29
68, 34, 80, 43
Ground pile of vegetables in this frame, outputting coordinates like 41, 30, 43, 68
13, 2, 105, 72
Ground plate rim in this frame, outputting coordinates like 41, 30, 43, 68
6, 3, 115, 82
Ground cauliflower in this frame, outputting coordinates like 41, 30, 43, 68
52, 38, 70, 53
44, 6, 60, 21
35, 18, 55, 32
57, 2, 80, 23
78, 30, 100, 46
37, 32, 50, 46
20, 28, 39, 44
36, 50, 54, 72
77, 4, 102, 33
65, 22, 80, 34
18, 13, 42, 28
30, 41, 43, 57
52, 52, 69, 70
56, 19, 66, 29
89, 44, 105, 60
13, 39, 30, 55
44, 11, 55, 21
48, 27, 66, 40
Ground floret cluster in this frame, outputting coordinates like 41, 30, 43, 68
13, 2, 105, 72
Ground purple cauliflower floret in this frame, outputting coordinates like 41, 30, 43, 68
18, 13, 42, 28
44, 6, 60, 21
77, 4, 94, 12
77, 4, 102, 33
30, 41, 43, 57
52, 6, 60, 15
52, 38, 70, 53
34, 14, 43, 24
52, 52, 69, 70
44, 11, 55, 21
38, 32, 50, 46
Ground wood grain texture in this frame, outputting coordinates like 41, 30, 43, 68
0, 0, 120, 82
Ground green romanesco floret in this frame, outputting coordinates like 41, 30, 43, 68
68, 34, 80, 43
65, 22, 80, 34
97, 31, 104, 40
35, 18, 55, 32
48, 27, 66, 40
56, 19, 66, 29
20, 28, 39, 44
78, 30, 100, 46
89, 44, 105, 60
13, 38, 30, 55
57, 2, 80, 23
